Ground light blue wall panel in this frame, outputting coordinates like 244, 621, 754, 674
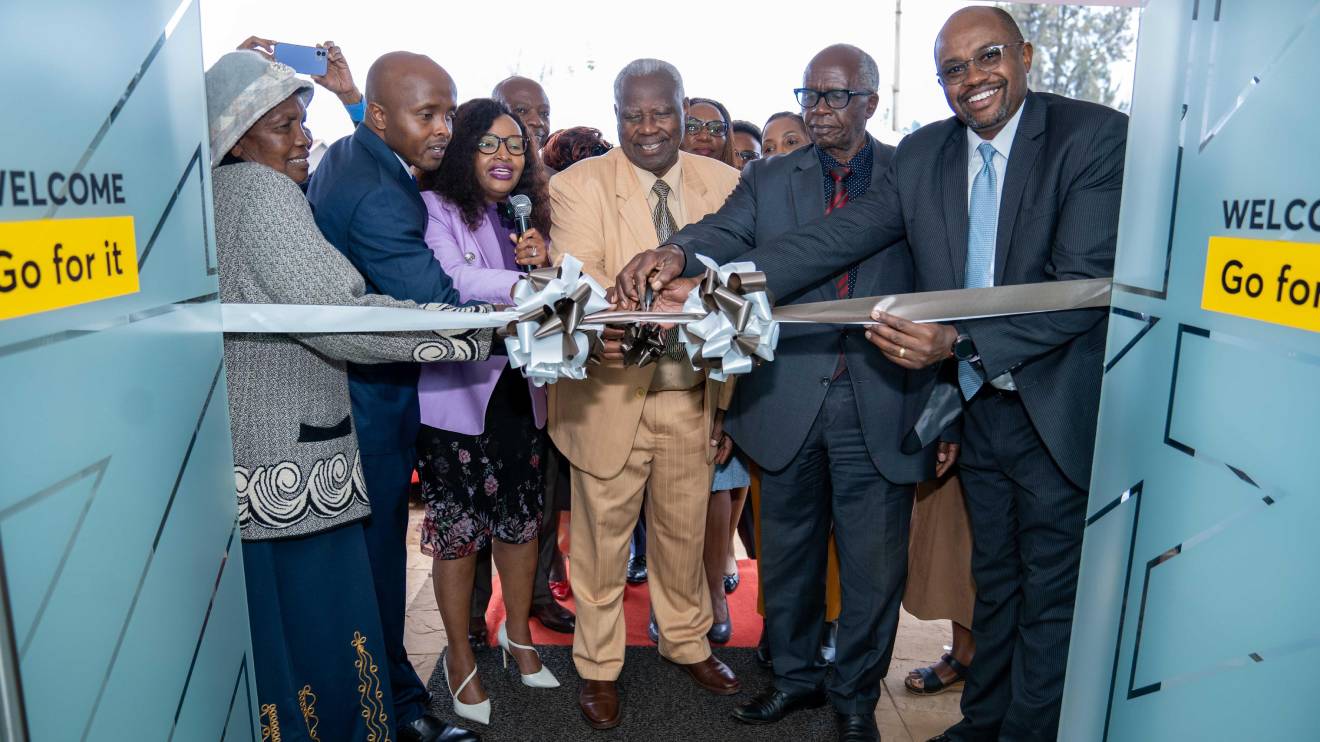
0, 0, 255, 738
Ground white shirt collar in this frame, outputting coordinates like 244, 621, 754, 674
966, 95, 1026, 163
393, 151, 413, 179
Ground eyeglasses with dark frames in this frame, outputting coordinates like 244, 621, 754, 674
937, 41, 1026, 85
793, 88, 874, 110
684, 117, 729, 137
476, 133, 528, 156
737, 149, 760, 163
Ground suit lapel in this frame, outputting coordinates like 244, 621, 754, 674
941, 133, 969, 286
680, 155, 713, 223
615, 152, 657, 253
787, 147, 835, 301
356, 125, 420, 194
994, 94, 1045, 283
789, 147, 826, 233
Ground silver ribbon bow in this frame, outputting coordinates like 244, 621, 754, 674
679, 254, 780, 382
505, 255, 610, 386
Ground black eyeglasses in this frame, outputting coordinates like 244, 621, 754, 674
794, 88, 873, 110
476, 133, 528, 155
684, 118, 729, 137
737, 149, 760, 163
937, 42, 1025, 85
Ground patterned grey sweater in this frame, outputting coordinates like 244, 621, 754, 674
213, 162, 493, 541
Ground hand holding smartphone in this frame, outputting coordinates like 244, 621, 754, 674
273, 43, 328, 76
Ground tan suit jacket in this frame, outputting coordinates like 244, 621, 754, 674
547, 149, 740, 479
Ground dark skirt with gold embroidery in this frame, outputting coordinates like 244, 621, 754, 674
243, 521, 396, 742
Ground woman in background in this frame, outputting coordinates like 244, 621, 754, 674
682, 96, 739, 169
541, 126, 613, 171
761, 111, 810, 157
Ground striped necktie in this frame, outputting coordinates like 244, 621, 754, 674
651, 179, 685, 359
958, 142, 997, 400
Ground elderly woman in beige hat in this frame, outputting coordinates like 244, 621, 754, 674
205, 50, 484, 742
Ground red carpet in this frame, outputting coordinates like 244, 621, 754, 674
478, 559, 763, 648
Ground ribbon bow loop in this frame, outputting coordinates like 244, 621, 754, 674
679, 254, 780, 382
505, 255, 610, 386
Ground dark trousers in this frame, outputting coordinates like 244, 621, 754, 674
759, 376, 913, 714
360, 448, 428, 726
472, 443, 569, 618
949, 391, 1087, 742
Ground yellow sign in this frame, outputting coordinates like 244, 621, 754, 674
1202, 236, 1320, 333
0, 216, 139, 321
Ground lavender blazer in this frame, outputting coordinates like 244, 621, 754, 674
417, 192, 546, 435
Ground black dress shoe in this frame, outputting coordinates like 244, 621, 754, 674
531, 600, 576, 633
723, 570, 740, 593
731, 687, 827, 724
708, 615, 732, 644
647, 612, 659, 644
626, 554, 648, 584
926, 735, 951, 742
397, 714, 481, 742
819, 620, 838, 665
836, 712, 880, 742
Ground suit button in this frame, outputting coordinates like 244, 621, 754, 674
635, 387, 646, 398
820, 377, 830, 387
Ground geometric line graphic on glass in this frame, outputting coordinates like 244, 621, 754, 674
1104, 307, 1161, 373
81, 359, 224, 739
0, 458, 109, 661
1084, 480, 1140, 742
42, 0, 193, 219
1163, 323, 1315, 505
167, 525, 239, 742
1197, 1, 1320, 153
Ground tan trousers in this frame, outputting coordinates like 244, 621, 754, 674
570, 388, 714, 680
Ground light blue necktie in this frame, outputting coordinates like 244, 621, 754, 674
959, 142, 998, 400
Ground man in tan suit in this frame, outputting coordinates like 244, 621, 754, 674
547, 58, 742, 730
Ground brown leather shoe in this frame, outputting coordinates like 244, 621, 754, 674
671, 655, 741, 695
578, 679, 621, 730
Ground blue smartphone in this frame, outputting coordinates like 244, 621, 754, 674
273, 43, 328, 76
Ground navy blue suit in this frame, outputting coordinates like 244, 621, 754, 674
306, 125, 466, 726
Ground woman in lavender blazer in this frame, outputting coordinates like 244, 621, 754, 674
414, 99, 558, 725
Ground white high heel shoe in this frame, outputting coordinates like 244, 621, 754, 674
498, 622, 561, 688
442, 650, 491, 725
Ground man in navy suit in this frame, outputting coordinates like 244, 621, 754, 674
305, 51, 476, 742
620, 8, 1128, 741
654, 45, 944, 742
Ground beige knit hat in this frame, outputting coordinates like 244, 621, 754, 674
205, 50, 314, 167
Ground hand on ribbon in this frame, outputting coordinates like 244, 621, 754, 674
504, 254, 610, 385
680, 254, 779, 382
616, 243, 689, 305
865, 311, 957, 369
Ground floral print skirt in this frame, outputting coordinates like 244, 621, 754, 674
416, 365, 545, 559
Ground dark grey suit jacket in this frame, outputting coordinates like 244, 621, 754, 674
713, 93, 1128, 489
670, 136, 935, 484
